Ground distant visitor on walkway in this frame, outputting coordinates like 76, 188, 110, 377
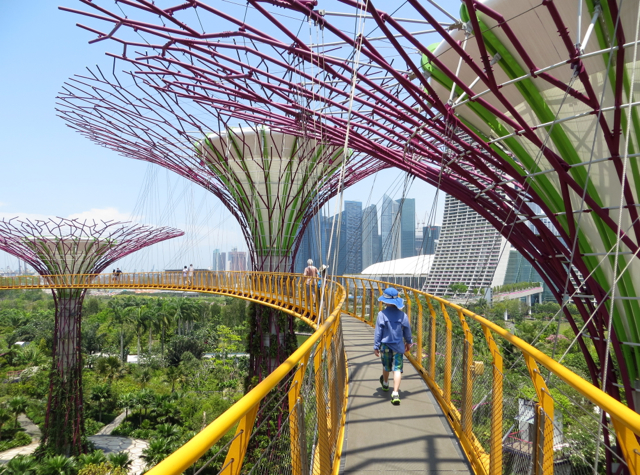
373, 287, 412, 405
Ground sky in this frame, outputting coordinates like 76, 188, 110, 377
0, 1, 452, 273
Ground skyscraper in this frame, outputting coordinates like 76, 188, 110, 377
343, 201, 363, 274
398, 198, 416, 259
362, 204, 380, 270
424, 195, 509, 297
228, 248, 247, 271
294, 212, 330, 273
422, 226, 441, 255
380, 195, 400, 261
212, 249, 222, 271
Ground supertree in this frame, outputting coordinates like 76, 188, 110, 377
0, 218, 183, 455
55, 0, 640, 413
56, 64, 385, 381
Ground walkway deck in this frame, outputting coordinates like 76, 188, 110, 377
340, 316, 472, 474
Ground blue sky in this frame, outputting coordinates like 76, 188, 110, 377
0, 1, 448, 272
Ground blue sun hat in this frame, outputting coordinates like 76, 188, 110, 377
378, 287, 404, 309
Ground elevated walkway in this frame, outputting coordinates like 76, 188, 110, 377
340, 316, 471, 474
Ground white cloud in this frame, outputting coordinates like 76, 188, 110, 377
67, 207, 134, 223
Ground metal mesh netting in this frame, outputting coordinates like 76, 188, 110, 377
336, 277, 631, 475
197, 317, 348, 475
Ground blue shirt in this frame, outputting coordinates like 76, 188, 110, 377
373, 306, 412, 354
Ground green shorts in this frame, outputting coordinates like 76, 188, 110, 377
380, 344, 403, 373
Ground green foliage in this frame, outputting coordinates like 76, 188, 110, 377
77, 463, 126, 475
36, 455, 77, 475
106, 452, 131, 470
166, 336, 205, 366
448, 283, 468, 295
493, 281, 540, 294
141, 438, 174, 468
76, 451, 107, 469
0, 430, 31, 451
1, 454, 38, 475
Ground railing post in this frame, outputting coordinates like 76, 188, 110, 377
522, 354, 554, 475
456, 310, 474, 440
314, 336, 331, 475
405, 295, 414, 359
414, 291, 423, 368
220, 404, 260, 475
481, 326, 503, 475
360, 284, 366, 321
439, 302, 452, 404
369, 285, 375, 324
288, 353, 310, 475
426, 297, 437, 380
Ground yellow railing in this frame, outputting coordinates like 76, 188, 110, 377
3, 272, 640, 474
336, 276, 640, 475
0, 271, 348, 475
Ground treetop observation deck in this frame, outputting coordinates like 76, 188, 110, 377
1, 271, 639, 474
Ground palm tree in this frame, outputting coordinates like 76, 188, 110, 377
134, 367, 152, 389
37, 455, 76, 475
156, 299, 174, 360
90, 384, 112, 423
108, 300, 128, 363
76, 450, 107, 469
154, 423, 181, 441
141, 439, 173, 468
163, 366, 183, 393
107, 452, 132, 470
125, 304, 150, 358
118, 392, 135, 419
7, 396, 28, 429
1, 455, 37, 475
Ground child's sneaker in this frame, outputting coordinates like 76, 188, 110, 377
379, 375, 389, 391
391, 392, 400, 405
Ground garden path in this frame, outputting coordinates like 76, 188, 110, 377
0, 413, 150, 475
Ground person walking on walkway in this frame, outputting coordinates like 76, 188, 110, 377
188, 264, 194, 285
373, 287, 412, 405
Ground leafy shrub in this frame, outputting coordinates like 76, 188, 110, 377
106, 452, 132, 470
0, 430, 31, 451
167, 336, 205, 366
77, 462, 127, 475
85, 418, 105, 436
1, 454, 37, 474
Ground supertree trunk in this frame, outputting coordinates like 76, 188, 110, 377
41, 289, 87, 456
245, 256, 298, 390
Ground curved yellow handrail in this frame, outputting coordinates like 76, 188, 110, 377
2, 272, 640, 473
0, 271, 348, 474
337, 276, 640, 475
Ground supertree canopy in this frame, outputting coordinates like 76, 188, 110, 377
56, 0, 640, 411
0, 218, 183, 455
57, 57, 385, 381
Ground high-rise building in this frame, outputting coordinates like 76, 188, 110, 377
422, 226, 441, 255
398, 198, 415, 259
212, 249, 222, 271
424, 195, 509, 297
294, 212, 331, 273
228, 248, 247, 271
380, 195, 401, 261
362, 204, 380, 270
343, 201, 363, 274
